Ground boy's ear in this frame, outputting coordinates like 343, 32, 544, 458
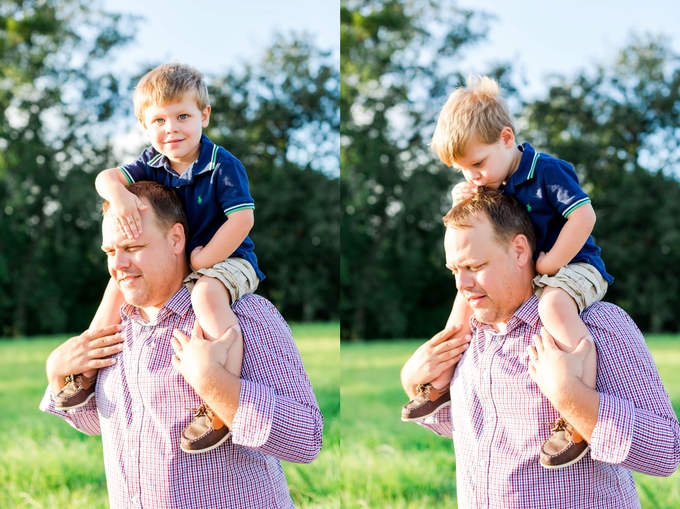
138, 117, 147, 129
499, 126, 515, 148
201, 105, 211, 128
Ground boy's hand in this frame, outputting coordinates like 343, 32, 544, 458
110, 192, 148, 239
451, 182, 479, 206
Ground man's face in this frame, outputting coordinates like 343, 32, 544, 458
102, 200, 183, 311
445, 214, 529, 329
141, 95, 211, 174
452, 128, 518, 189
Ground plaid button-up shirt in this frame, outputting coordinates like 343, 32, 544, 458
421, 296, 680, 509
41, 289, 323, 509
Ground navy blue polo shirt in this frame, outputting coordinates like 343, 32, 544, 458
119, 134, 264, 281
502, 142, 613, 284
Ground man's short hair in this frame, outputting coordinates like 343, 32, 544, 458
431, 75, 515, 166
102, 181, 189, 238
133, 62, 210, 121
443, 189, 536, 254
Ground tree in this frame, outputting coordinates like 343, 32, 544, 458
0, 0, 135, 335
520, 35, 680, 332
341, 0, 510, 339
200, 34, 340, 322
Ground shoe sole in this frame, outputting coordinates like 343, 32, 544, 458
181, 430, 232, 454
401, 400, 451, 422
540, 445, 591, 470
55, 390, 96, 411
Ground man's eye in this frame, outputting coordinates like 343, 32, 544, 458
179, 114, 188, 120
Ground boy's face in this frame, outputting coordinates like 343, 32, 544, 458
452, 127, 520, 189
140, 95, 211, 174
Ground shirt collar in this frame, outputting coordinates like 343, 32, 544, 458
503, 142, 540, 193
121, 285, 193, 325
147, 134, 217, 179
470, 295, 540, 335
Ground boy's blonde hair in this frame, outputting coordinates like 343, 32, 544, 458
133, 63, 210, 121
431, 75, 515, 166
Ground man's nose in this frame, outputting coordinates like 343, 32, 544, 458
109, 250, 130, 271
456, 270, 474, 291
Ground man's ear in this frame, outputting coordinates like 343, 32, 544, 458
499, 126, 515, 148
169, 223, 186, 255
510, 234, 532, 268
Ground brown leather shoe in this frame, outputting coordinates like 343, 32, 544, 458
181, 404, 231, 454
55, 374, 97, 410
401, 383, 451, 422
540, 417, 590, 469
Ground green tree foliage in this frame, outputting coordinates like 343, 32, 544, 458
520, 36, 680, 332
341, 0, 509, 339
0, 0, 134, 335
207, 35, 340, 321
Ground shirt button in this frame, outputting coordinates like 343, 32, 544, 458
482, 370, 488, 378
479, 459, 486, 466
487, 415, 494, 423
129, 449, 135, 457
131, 495, 138, 504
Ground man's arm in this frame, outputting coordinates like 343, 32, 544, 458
529, 307, 680, 476
171, 295, 323, 464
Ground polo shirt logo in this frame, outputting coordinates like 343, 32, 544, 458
527, 203, 532, 212
198, 195, 203, 204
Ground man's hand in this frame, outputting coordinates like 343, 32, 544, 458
401, 324, 471, 399
171, 322, 241, 394
527, 327, 590, 408
109, 190, 148, 239
451, 182, 479, 206
46, 324, 124, 394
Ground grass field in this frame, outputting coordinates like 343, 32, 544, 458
341, 335, 680, 509
0, 322, 340, 509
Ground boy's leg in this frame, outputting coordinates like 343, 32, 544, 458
190, 275, 243, 377
537, 286, 596, 469
537, 286, 596, 389
56, 277, 124, 409
402, 292, 472, 421
85, 277, 125, 377
182, 274, 243, 454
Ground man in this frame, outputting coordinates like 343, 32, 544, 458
41, 181, 323, 509
401, 189, 680, 509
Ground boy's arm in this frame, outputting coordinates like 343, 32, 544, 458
190, 209, 254, 270
535, 203, 596, 276
95, 168, 148, 238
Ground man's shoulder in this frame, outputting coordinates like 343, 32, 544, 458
581, 301, 642, 337
233, 294, 288, 329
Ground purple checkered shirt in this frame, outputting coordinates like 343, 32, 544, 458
41, 289, 323, 509
420, 296, 680, 509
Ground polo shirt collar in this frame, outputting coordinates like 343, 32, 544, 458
503, 142, 540, 193
147, 134, 218, 179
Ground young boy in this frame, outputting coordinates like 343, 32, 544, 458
401, 75, 613, 469
54, 63, 265, 454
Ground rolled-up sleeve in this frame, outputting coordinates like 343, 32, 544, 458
39, 386, 102, 436
417, 404, 453, 438
230, 295, 323, 464
586, 305, 680, 476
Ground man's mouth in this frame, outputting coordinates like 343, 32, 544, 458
466, 294, 486, 306
118, 273, 140, 284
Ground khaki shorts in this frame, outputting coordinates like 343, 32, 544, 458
184, 257, 260, 303
533, 262, 608, 313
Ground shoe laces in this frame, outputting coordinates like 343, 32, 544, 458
542, 418, 580, 441
64, 374, 83, 389
187, 403, 213, 420
416, 383, 432, 396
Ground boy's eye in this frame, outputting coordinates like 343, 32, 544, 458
472, 160, 483, 167
178, 114, 188, 120
153, 118, 165, 124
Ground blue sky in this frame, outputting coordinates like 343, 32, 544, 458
102, 0, 339, 75
454, 0, 680, 99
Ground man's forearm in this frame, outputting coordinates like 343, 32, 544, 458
192, 365, 242, 428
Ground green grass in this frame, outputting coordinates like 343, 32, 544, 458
0, 322, 339, 509
341, 335, 680, 509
